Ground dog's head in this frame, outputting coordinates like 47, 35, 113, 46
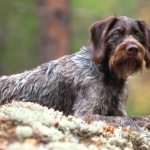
90, 16, 150, 78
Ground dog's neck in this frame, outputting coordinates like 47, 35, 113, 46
97, 63, 127, 87
81, 46, 127, 86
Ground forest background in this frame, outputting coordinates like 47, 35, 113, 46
0, 0, 150, 116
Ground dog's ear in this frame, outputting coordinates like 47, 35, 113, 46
90, 16, 117, 64
144, 26, 150, 69
137, 20, 150, 69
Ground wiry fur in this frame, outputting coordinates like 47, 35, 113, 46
0, 16, 150, 118
0, 48, 128, 117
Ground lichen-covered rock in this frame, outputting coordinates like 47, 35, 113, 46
0, 101, 149, 150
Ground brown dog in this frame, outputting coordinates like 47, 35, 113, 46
0, 16, 150, 119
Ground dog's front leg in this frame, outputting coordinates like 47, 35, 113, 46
72, 84, 111, 118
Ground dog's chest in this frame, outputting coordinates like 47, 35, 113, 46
92, 76, 128, 115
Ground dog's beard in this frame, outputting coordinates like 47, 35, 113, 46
109, 58, 143, 78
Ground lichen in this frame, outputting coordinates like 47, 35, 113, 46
46, 142, 98, 150
7, 142, 46, 150
0, 101, 149, 150
16, 126, 33, 138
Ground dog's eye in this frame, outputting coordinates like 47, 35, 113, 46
113, 31, 122, 37
135, 32, 142, 38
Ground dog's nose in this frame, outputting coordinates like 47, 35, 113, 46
126, 44, 138, 54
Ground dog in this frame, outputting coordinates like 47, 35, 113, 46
0, 16, 150, 119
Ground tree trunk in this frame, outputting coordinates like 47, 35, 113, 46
38, 0, 70, 62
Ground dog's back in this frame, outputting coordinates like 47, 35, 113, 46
0, 48, 97, 115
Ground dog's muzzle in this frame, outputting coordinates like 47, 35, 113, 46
109, 38, 145, 78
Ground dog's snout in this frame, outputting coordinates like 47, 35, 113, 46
126, 44, 138, 54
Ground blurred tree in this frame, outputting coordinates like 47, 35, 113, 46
38, 0, 70, 62
0, 0, 39, 74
